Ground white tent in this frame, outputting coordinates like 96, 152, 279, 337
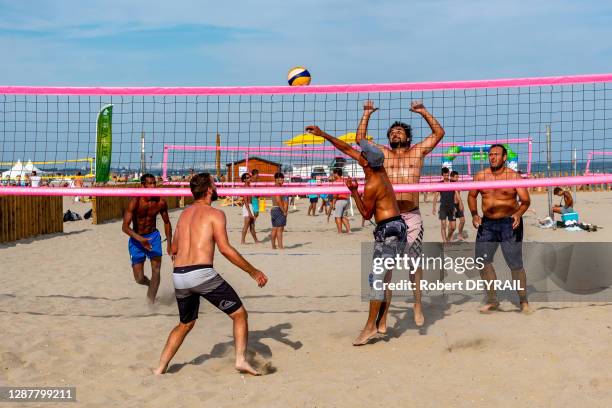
1, 160, 44, 179
24, 160, 43, 174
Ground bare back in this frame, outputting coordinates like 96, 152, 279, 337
365, 169, 401, 223
173, 204, 219, 267
475, 167, 521, 219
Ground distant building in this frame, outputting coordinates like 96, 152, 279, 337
226, 156, 281, 182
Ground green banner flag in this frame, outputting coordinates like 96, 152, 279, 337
95, 104, 113, 182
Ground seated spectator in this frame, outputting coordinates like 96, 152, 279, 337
552, 187, 574, 215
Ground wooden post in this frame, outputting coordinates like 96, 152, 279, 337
216, 133, 221, 178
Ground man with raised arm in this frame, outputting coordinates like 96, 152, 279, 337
468, 144, 531, 314
357, 100, 445, 326
154, 173, 268, 375
306, 120, 406, 346
122, 173, 172, 304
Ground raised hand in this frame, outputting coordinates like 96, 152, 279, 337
409, 100, 427, 115
345, 177, 359, 192
305, 125, 323, 136
363, 100, 378, 115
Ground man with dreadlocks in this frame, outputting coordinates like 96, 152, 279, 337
360, 100, 445, 328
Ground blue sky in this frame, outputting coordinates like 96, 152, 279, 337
2, 0, 612, 86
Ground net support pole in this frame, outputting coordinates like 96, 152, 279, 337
162, 146, 169, 181
216, 133, 221, 178
140, 132, 146, 175
572, 148, 577, 204
546, 125, 553, 219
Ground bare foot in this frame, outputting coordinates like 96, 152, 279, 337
520, 302, 533, 315
352, 327, 378, 346
413, 303, 424, 327
479, 303, 500, 314
272, 245, 277, 249
235, 360, 260, 376
377, 320, 387, 334
153, 364, 167, 375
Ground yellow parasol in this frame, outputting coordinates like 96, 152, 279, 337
338, 132, 373, 144
283, 133, 324, 146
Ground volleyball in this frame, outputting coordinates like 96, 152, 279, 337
288, 66, 311, 86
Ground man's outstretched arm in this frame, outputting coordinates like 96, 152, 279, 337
213, 210, 268, 287
356, 100, 385, 148
409, 101, 445, 157
306, 125, 367, 167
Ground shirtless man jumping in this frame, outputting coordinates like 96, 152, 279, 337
154, 173, 268, 375
122, 173, 172, 303
468, 144, 531, 314
306, 121, 406, 346
358, 100, 445, 326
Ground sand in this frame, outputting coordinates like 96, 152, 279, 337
1, 192, 611, 407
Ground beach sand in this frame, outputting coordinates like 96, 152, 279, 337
1, 192, 611, 407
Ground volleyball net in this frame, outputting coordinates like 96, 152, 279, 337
1, 73, 612, 196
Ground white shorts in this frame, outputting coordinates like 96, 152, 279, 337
242, 204, 254, 217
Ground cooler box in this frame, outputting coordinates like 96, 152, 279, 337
561, 212, 579, 223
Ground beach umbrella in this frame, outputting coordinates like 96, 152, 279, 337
283, 133, 324, 146
338, 132, 373, 144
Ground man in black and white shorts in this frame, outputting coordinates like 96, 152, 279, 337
154, 173, 268, 376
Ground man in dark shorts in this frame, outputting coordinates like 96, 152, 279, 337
154, 173, 268, 375
432, 167, 458, 243
271, 172, 288, 249
468, 144, 531, 314
307, 174, 319, 216
450, 170, 467, 240
122, 173, 172, 303
306, 122, 406, 346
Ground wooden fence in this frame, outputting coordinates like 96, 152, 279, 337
0, 195, 63, 243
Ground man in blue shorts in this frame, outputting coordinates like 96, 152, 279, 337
122, 173, 173, 303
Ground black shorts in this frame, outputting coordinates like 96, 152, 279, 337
309, 197, 318, 203
271, 206, 287, 227
475, 217, 524, 270
439, 206, 456, 221
174, 265, 243, 323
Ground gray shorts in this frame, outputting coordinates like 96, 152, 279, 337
334, 199, 349, 218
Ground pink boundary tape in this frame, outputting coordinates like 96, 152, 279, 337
2, 73, 611, 96
2, 175, 610, 197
